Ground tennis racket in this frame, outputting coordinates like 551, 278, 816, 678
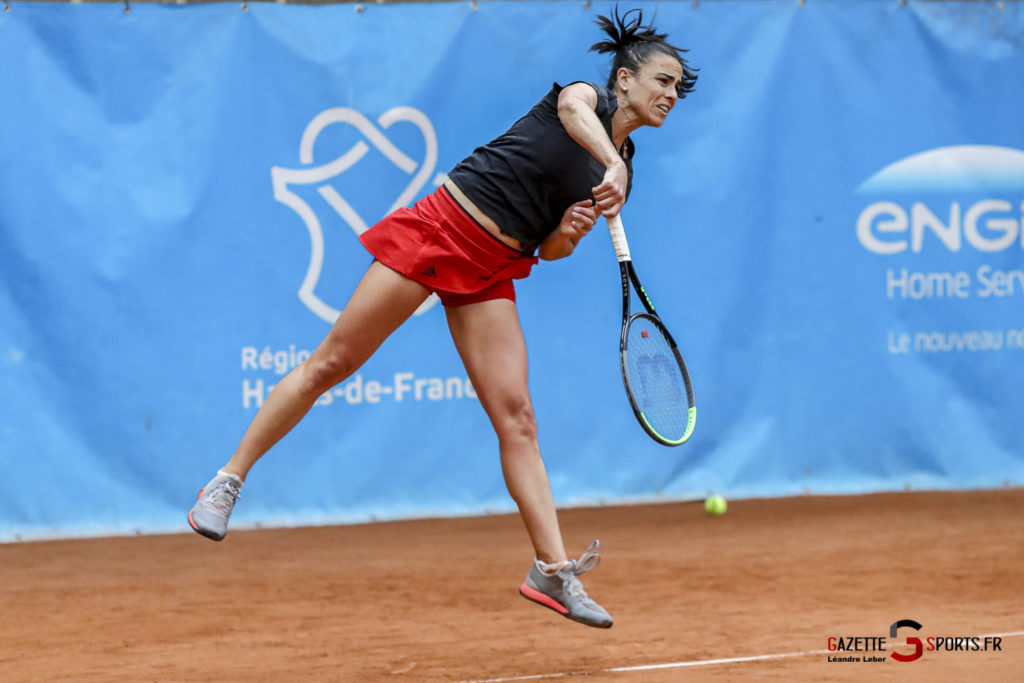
607, 214, 696, 446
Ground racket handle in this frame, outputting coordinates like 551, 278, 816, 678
607, 214, 632, 262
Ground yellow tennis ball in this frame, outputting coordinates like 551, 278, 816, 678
705, 495, 727, 515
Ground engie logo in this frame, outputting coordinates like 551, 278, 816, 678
856, 145, 1024, 255
271, 107, 445, 322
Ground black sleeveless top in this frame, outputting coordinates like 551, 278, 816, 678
447, 82, 634, 255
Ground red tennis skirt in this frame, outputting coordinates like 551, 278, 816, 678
359, 186, 538, 307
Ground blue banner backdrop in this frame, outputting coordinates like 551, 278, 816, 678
2, 1, 1023, 540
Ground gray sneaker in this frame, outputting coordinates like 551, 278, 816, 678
519, 540, 613, 628
188, 471, 242, 541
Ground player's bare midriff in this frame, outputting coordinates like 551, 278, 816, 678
443, 178, 524, 253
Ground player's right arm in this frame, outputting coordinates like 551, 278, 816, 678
556, 82, 628, 217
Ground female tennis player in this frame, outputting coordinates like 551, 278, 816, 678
189, 8, 697, 629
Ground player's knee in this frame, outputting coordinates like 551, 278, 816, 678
302, 350, 355, 394
494, 398, 537, 443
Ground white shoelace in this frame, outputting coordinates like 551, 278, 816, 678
562, 571, 589, 599
557, 540, 603, 599
206, 479, 241, 514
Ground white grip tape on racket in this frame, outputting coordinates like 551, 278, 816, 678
607, 214, 632, 262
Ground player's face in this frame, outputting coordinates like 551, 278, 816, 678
621, 54, 683, 127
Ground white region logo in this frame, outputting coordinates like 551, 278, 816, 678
856, 145, 1024, 254
271, 107, 444, 321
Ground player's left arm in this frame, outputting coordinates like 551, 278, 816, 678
538, 199, 599, 261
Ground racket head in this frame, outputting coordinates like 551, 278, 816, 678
620, 312, 696, 446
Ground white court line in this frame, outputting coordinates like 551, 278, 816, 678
455, 630, 1024, 683
605, 649, 831, 673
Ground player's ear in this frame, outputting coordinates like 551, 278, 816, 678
616, 67, 633, 94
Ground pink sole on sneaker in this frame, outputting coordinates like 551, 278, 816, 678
519, 582, 569, 614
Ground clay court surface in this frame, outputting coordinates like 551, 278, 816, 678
2, 489, 1021, 681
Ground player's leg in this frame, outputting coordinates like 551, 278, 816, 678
444, 297, 567, 565
225, 262, 429, 478
445, 297, 612, 627
188, 261, 429, 541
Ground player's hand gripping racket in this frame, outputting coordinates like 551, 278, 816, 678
607, 214, 696, 446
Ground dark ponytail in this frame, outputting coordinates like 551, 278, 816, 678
590, 7, 697, 98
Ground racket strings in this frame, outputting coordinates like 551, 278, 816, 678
624, 318, 688, 440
